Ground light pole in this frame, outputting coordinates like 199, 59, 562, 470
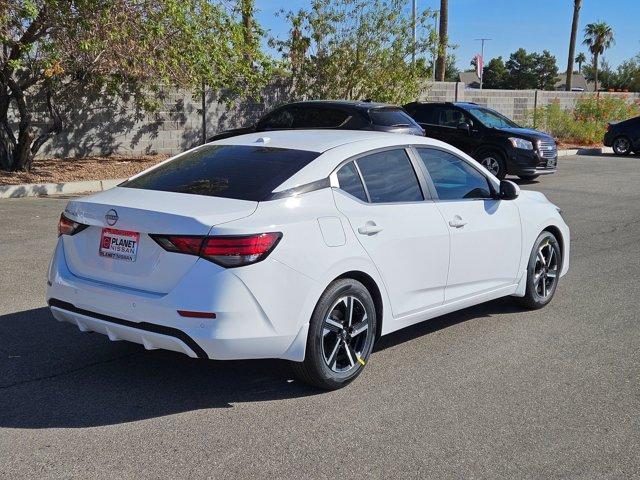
474, 38, 491, 90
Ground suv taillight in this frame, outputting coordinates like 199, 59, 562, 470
150, 232, 282, 268
606, 123, 611, 132
58, 213, 89, 237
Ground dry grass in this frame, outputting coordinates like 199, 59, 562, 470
0, 155, 169, 186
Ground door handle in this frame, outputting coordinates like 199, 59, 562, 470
358, 221, 383, 235
448, 215, 467, 228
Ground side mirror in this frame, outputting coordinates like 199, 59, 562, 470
498, 180, 520, 200
457, 122, 471, 135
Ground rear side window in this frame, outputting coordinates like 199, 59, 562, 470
416, 148, 492, 200
336, 162, 368, 202
356, 149, 423, 203
121, 145, 319, 201
435, 107, 467, 127
369, 108, 418, 127
409, 105, 437, 124
260, 108, 296, 129
295, 107, 350, 128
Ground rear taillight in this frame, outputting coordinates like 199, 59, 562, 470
606, 123, 611, 132
150, 232, 282, 268
58, 213, 88, 237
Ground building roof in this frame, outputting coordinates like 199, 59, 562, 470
554, 72, 594, 91
459, 71, 481, 88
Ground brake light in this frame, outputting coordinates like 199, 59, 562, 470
58, 213, 88, 237
150, 232, 282, 268
606, 123, 611, 132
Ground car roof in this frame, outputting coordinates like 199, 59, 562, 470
207, 129, 473, 193
212, 129, 431, 153
406, 101, 480, 109
282, 100, 398, 110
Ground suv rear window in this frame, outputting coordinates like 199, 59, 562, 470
369, 108, 417, 127
121, 145, 319, 201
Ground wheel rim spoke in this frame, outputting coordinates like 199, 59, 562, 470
351, 317, 368, 337
325, 338, 341, 367
547, 269, 557, 278
343, 340, 355, 367
325, 317, 343, 332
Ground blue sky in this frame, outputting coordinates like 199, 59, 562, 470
255, 0, 640, 70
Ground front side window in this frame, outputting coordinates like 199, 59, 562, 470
416, 148, 493, 200
121, 145, 319, 201
356, 149, 423, 203
436, 107, 468, 128
336, 162, 368, 202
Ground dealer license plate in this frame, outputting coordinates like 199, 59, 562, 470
99, 228, 140, 262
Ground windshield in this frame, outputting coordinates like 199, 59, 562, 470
468, 107, 520, 129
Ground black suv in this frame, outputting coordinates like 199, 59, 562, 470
604, 115, 640, 155
209, 100, 424, 141
403, 102, 557, 180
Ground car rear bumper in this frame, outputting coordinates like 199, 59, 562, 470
46, 240, 314, 361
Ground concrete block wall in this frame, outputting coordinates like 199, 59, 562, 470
11, 80, 640, 160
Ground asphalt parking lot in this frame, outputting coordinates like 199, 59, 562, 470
1, 154, 639, 479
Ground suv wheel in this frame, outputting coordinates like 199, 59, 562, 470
612, 136, 632, 155
292, 279, 376, 390
479, 152, 507, 179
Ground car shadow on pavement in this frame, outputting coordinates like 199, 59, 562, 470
0, 298, 523, 429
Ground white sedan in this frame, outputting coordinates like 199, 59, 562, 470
47, 130, 569, 389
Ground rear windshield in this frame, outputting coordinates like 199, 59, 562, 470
369, 108, 418, 127
120, 145, 320, 201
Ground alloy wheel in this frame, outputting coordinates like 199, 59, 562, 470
613, 137, 631, 155
322, 296, 370, 373
481, 156, 500, 176
533, 240, 559, 299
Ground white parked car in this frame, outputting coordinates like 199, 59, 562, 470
47, 130, 569, 389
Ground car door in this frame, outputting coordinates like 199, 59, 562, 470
413, 147, 521, 302
332, 148, 450, 317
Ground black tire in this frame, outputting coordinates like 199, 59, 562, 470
515, 231, 562, 309
612, 136, 632, 155
518, 175, 539, 181
291, 278, 377, 390
477, 150, 507, 179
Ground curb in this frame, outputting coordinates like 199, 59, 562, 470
0, 178, 126, 199
557, 146, 613, 156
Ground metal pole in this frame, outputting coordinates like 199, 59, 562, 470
201, 78, 206, 145
475, 38, 491, 90
411, 0, 417, 66
533, 89, 538, 128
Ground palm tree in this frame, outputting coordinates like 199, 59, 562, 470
435, 0, 448, 81
582, 22, 615, 92
575, 52, 587, 73
565, 0, 582, 90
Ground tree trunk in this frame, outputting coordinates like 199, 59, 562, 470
565, 0, 582, 91
594, 53, 599, 92
240, 0, 254, 64
435, 0, 448, 81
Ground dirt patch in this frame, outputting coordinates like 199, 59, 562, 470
0, 155, 169, 186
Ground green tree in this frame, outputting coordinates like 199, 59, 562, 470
575, 52, 587, 73
582, 21, 615, 92
482, 57, 508, 89
535, 50, 560, 90
272, 0, 437, 104
505, 48, 538, 89
0, 0, 271, 172
565, 0, 582, 90
503, 49, 558, 90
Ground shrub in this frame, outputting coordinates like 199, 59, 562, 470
529, 95, 640, 145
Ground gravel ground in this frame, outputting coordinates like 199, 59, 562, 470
0, 155, 167, 185
0, 154, 639, 479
